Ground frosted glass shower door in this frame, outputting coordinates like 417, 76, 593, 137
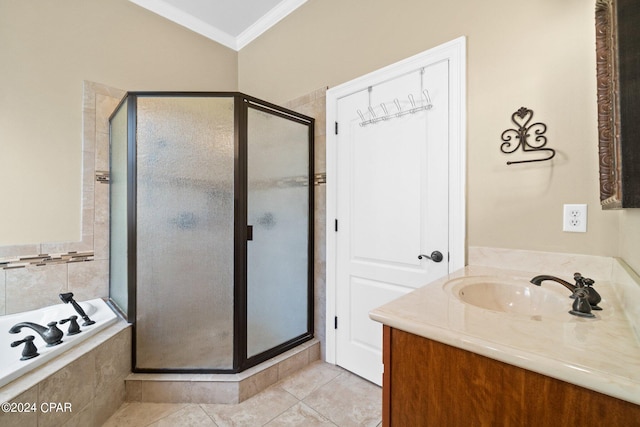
109, 99, 129, 316
246, 106, 311, 358
135, 96, 235, 370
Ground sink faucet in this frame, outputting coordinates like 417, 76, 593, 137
530, 272, 602, 311
9, 321, 64, 346
530, 275, 576, 292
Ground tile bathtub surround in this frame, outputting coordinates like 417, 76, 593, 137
0, 81, 124, 314
0, 321, 131, 427
4, 263, 68, 314
105, 360, 383, 427
2, 260, 109, 315
0, 251, 94, 270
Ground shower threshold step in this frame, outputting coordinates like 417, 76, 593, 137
124, 339, 320, 404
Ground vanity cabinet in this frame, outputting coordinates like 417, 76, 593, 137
382, 326, 640, 426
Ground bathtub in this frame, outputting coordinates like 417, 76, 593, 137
1, 298, 118, 388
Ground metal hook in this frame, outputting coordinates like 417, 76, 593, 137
408, 94, 416, 109
422, 90, 432, 105
380, 103, 389, 119
394, 98, 402, 115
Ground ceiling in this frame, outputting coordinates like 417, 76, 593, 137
129, 0, 307, 51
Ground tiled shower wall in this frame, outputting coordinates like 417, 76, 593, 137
0, 84, 329, 357
283, 87, 328, 359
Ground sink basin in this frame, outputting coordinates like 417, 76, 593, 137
445, 276, 569, 316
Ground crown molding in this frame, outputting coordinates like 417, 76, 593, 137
236, 0, 307, 50
129, 0, 307, 51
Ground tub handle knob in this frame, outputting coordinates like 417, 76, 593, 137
10, 335, 40, 360
60, 315, 81, 336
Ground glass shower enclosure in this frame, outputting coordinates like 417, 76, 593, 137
108, 92, 314, 373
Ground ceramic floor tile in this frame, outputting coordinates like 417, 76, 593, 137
277, 361, 344, 400
303, 372, 382, 427
201, 386, 298, 427
147, 404, 217, 427
103, 366, 382, 427
101, 402, 188, 427
265, 402, 336, 426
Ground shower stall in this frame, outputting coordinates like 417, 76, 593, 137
108, 92, 314, 373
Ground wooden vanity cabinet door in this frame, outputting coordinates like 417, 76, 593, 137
382, 326, 640, 427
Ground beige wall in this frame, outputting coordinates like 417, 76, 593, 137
1, 0, 638, 273
620, 212, 640, 274
239, 0, 637, 265
0, 0, 237, 246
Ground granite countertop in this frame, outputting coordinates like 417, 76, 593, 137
369, 265, 640, 405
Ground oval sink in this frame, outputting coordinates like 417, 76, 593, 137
445, 276, 569, 316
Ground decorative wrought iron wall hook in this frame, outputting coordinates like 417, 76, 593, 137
500, 107, 555, 165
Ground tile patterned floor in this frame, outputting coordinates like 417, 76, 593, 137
102, 361, 382, 427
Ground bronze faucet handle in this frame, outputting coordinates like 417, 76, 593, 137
11, 335, 40, 360
573, 272, 595, 287
569, 288, 596, 318
59, 315, 81, 335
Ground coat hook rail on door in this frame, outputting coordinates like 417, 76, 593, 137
357, 90, 433, 127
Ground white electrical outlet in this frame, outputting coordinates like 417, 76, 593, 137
563, 204, 587, 232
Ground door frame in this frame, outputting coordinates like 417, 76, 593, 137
325, 37, 467, 365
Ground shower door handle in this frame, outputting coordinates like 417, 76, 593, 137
247, 225, 253, 241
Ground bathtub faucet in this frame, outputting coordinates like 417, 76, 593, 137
9, 321, 64, 346
59, 292, 95, 326
10, 335, 40, 360
530, 272, 602, 311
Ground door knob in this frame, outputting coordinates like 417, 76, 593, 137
418, 251, 444, 263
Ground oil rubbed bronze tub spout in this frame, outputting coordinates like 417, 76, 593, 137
9, 321, 64, 346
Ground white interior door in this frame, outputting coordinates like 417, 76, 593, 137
334, 60, 451, 385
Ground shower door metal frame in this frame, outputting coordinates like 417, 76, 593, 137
237, 95, 315, 372
108, 92, 314, 374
